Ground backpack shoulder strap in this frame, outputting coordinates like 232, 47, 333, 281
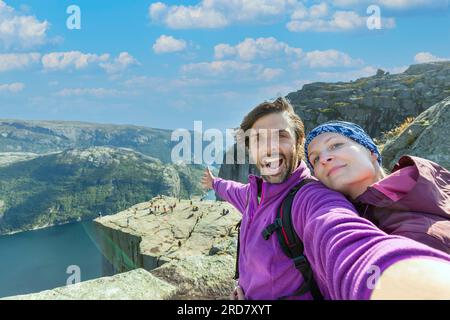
233, 220, 242, 280
276, 178, 323, 300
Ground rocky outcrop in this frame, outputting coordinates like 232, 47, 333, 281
94, 196, 241, 299
288, 61, 450, 138
2, 268, 177, 300
381, 97, 450, 170
151, 254, 236, 300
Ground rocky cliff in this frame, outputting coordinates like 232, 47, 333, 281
288, 61, 450, 137
381, 97, 450, 170
94, 196, 240, 299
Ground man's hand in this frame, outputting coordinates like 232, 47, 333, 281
201, 167, 215, 191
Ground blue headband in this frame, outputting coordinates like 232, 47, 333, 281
304, 121, 382, 168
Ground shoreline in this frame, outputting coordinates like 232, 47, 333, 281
0, 217, 87, 237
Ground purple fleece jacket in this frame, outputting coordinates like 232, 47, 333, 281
213, 161, 450, 300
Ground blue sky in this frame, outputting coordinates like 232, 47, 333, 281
0, 0, 449, 132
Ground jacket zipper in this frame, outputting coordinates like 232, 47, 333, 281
242, 180, 265, 259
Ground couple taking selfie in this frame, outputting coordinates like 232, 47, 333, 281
201, 97, 450, 300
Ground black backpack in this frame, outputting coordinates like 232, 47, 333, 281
234, 178, 324, 300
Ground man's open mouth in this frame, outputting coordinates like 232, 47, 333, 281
260, 156, 285, 176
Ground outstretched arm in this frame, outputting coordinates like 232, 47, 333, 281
292, 182, 450, 300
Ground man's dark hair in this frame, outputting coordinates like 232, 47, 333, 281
238, 97, 305, 159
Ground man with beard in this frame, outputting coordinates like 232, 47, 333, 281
202, 97, 450, 300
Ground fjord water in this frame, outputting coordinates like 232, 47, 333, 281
0, 221, 103, 298
0, 190, 216, 298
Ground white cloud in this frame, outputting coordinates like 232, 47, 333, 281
149, 2, 168, 21
332, 0, 448, 10
310, 3, 329, 18
149, 1, 228, 29
148, 0, 445, 31
378, 0, 447, 9
304, 49, 363, 68
0, 82, 25, 93
0, 52, 40, 72
153, 35, 187, 54
414, 52, 449, 63
214, 37, 361, 69
287, 10, 396, 32
0, 0, 49, 49
42, 51, 138, 74
260, 68, 284, 81
291, 2, 329, 20
148, 0, 295, 29
181, 60, 282, 81
42, 51, 110, 71
100, 52, 139, 73
55, 88, 122, 98
214, 37, 302, 61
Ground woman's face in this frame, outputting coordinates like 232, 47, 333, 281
307, 132, 379, 199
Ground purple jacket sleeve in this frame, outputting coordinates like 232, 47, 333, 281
292, 182, 450, 300
213, 178, 250, 214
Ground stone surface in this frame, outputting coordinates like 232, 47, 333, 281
287, 61, 450, 137
381, 97, 450, 170
151, 254, 236, 300
93, 196, 241, 299
2, 268, 177, 300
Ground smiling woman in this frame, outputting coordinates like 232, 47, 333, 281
305, 121, 450, 254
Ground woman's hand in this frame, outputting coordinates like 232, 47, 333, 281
201, 167, 215, 191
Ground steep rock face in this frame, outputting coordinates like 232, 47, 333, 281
381, 97, 450, 170
94, 196, 241, 299
0, 119, 174, 162
2, 269, 177, 300
0, 147, 203, 235
287, 61, 450, 137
